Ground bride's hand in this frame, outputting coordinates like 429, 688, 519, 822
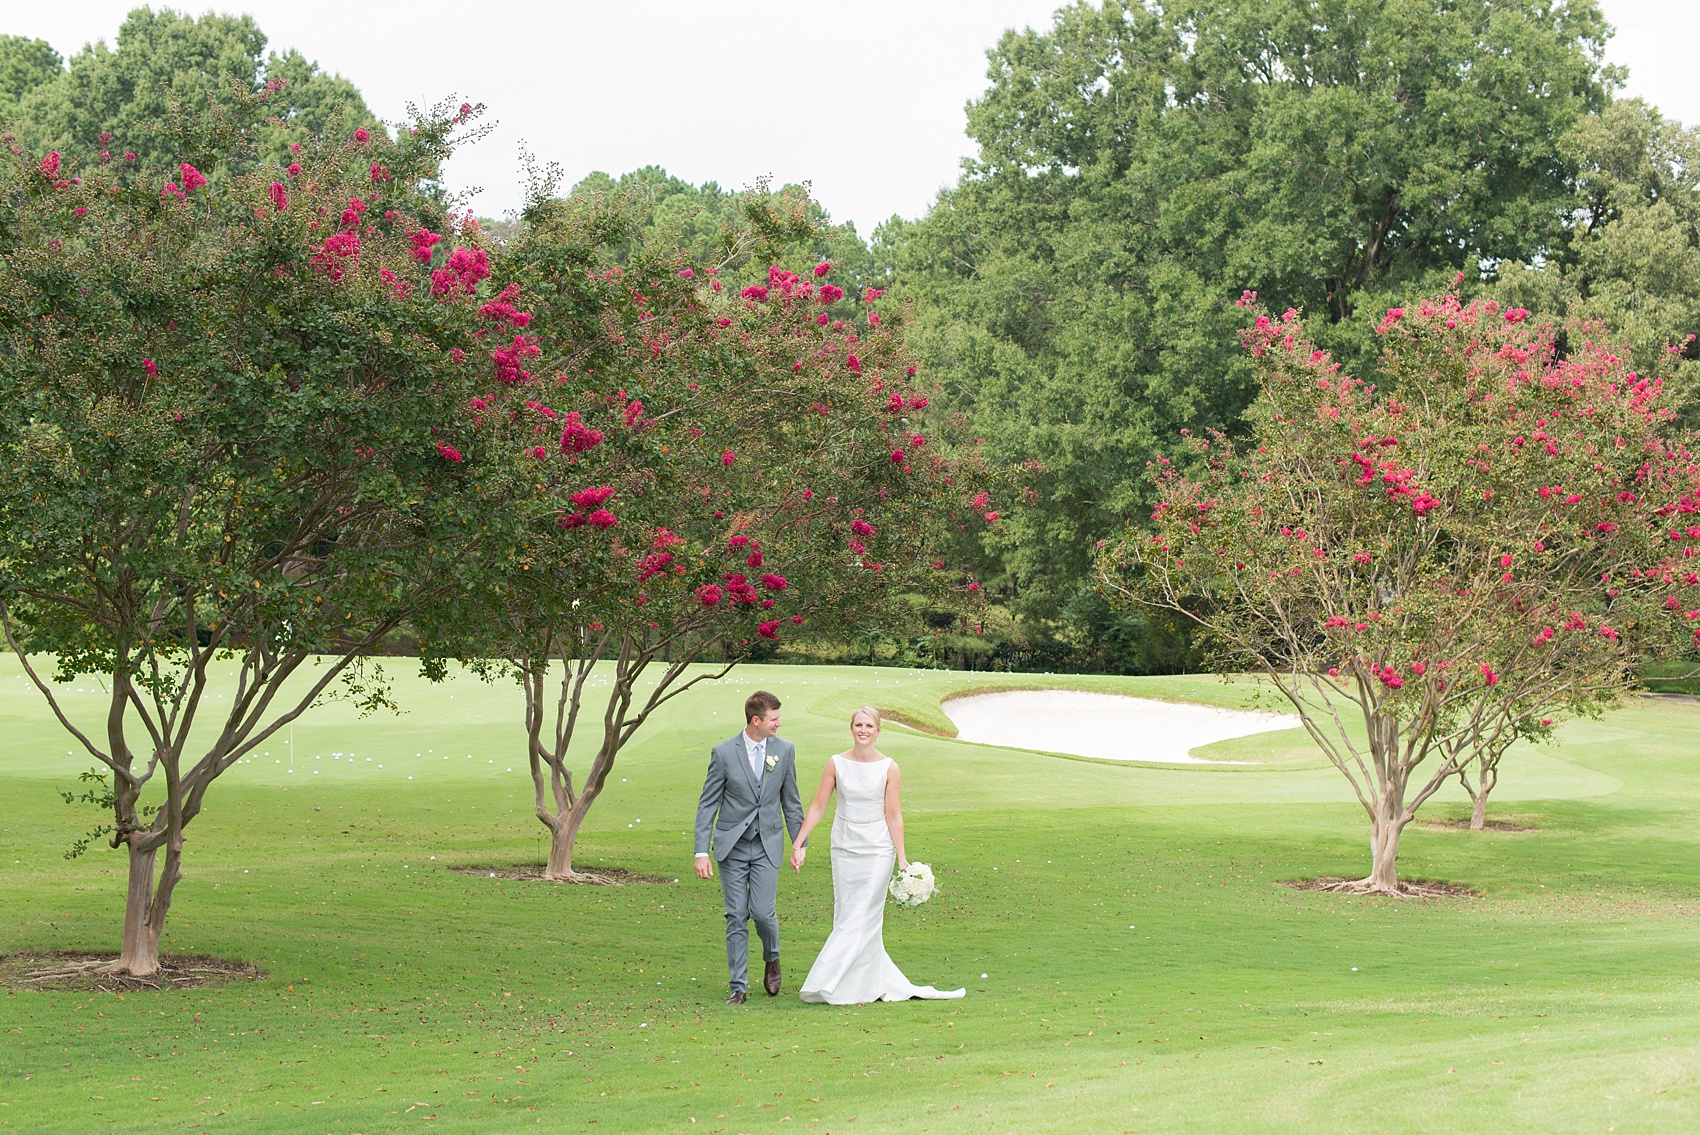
790, 847, 807, 872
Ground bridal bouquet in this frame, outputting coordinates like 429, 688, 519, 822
888, 861, 937, 907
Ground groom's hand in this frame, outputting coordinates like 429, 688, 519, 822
694, 854, 714, 880
789, 847, 806, 872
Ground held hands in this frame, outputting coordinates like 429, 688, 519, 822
790, 846, 807, 872
693, 855, 714, 880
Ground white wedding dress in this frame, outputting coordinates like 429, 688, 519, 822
798, 755, 965, 1004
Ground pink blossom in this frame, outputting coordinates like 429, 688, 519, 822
310, 231, 361, 280
560, 413, 605, 453
178, 163, 207, 192
967, 582, 981, 592
890, 449, 906, 464
124, 152, 137, 162
477, 283, 532, 327
586, 509, 619, 530
437, 441, 463, 463
353, 128, 370, 144
747, 549, 764, 568
491, 334, 540, 386
1599, 625, 1619, 642
985, 511, 1000, 523
813, 261, 831, 277
817, 284, 844, 303
696, 583, 724, 607
761, 573, 788, 591
410, 229, 443, 264
846, 354, 861, 374
851, 519, 875, 537
636, 552, 675, 582
570, 485, 616, 509
1480, 663, 1498, 686
1410, 661, 1427, 676
143, 358, 157, 376
269, 182, 288, 211
38, 152, 59, 178
741, 285, 769, 301
1500, 553, 1513, 569
792, 614, 804, 624
557, 511, 586, 530
161, 181, 184, 199
431, 247, 491, 298
286, 162, 302, 177
729, 535, 750, 548
1504, 308, 1529, 324
623, 400, 644, 427
721, 450, 736, 467
677, 268, 694, 279
757, 619, 780, 640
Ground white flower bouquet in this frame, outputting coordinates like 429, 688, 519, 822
888, 861, 937, 907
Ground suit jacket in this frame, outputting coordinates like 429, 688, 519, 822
694, 732, 804, 867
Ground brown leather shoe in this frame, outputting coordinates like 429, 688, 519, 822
725, 989, 747, 1005
764, 959, 781, 996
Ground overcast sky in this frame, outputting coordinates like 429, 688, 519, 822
10, 1, 1700, 234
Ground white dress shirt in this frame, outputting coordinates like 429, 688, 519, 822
746, 733, 766, 780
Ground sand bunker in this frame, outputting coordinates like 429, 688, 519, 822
941, 689, 1299, 764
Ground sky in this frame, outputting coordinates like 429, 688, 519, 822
9, 1, 1700, 235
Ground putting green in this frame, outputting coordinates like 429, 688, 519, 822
0, 657, 1695, 1132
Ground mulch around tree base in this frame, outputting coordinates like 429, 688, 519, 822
449, 864, 676, 885
1280, 877, 1480, 899
0, 952, 263, 992
1418, 817, 1538, 832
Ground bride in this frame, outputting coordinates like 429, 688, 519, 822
791, 707, 964, 1003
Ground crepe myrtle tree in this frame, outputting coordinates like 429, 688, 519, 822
0, 94, 499, 974
1100, 290, 1700, 892
421, 191, 991, 881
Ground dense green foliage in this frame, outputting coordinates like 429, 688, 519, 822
2, 659, 1698, 1131
564, 165, 883, 295
0, 9, 381, 176
1496, 98, 1700, 392
881, 0, 1629, 664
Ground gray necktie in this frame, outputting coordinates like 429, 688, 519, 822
750, 741, 764, 781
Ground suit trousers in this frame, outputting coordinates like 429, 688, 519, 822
720, 824, 779, 992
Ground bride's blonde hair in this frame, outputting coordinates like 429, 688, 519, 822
851, 705, 882, 730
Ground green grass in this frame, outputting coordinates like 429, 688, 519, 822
1, 657, 1697, 1133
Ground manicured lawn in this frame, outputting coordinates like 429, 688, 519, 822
1, 658, 1697, 1132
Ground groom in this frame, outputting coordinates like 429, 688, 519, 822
693, 690, 805, 1004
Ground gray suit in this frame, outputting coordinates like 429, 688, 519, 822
695, 732, 804, 993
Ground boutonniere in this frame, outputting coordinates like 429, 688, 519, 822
764, 752, 779, 771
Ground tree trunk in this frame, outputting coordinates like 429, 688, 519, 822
1366, 814, 1405, 892
117, 841, 162, 977
1469, 761, 1498, 831
543, 814, 575, 880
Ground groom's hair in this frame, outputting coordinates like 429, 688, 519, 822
745, 690, 781, 723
